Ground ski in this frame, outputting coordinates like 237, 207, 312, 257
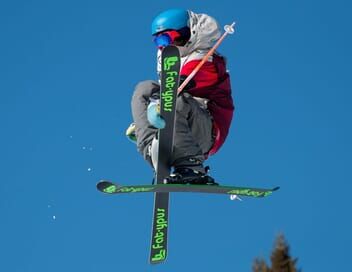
149, 45, 181, 264
97, 180, 280, 197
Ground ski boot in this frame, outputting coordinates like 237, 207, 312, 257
125, 122, 137, 143
163, 167, 218, 186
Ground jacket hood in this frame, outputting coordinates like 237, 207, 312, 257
178, 11, 221, 57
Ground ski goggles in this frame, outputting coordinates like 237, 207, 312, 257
153, 30, 181, 48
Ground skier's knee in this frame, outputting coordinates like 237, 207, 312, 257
133, 80, 160, 98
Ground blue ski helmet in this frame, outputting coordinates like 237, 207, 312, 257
151, 9, 190, 35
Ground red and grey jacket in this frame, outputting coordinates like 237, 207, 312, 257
180, 53, 234, 155
156, 12, 234, 155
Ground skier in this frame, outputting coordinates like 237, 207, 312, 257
126, 9, 234, 184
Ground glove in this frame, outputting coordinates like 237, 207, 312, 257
179, 75, 196, 91
125, 123, 137, 143
147, 100, 165, 129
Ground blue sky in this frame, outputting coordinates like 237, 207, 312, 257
1, 0, 351, 271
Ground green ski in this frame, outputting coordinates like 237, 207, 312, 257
149, 45, 181, 264
97, 180, 279, 198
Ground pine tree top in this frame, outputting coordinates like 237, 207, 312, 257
252, 234, 301, 272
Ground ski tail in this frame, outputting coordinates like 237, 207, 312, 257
150, 192, 169, 264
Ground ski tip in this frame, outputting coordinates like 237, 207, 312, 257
150, 253, 168, 265
272, 186, 280, 191
96, 180, 118, 193
150, 259, 167, 265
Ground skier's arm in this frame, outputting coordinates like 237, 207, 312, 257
179, 75, 196, 91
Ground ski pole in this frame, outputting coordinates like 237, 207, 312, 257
177, 22, 236, 94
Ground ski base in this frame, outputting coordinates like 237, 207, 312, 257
97, 180, 279, 198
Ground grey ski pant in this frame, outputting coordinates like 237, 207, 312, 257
131, 80, 214, 170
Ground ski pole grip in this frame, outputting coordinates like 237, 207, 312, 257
177, 22, 236, 94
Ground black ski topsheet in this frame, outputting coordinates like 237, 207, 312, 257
97, 180, 280, 198
150, 45, 181, 265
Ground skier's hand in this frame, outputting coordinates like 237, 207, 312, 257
147, 100, 165, 129
125, 123, 137, 143
179, 75, 196, 91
